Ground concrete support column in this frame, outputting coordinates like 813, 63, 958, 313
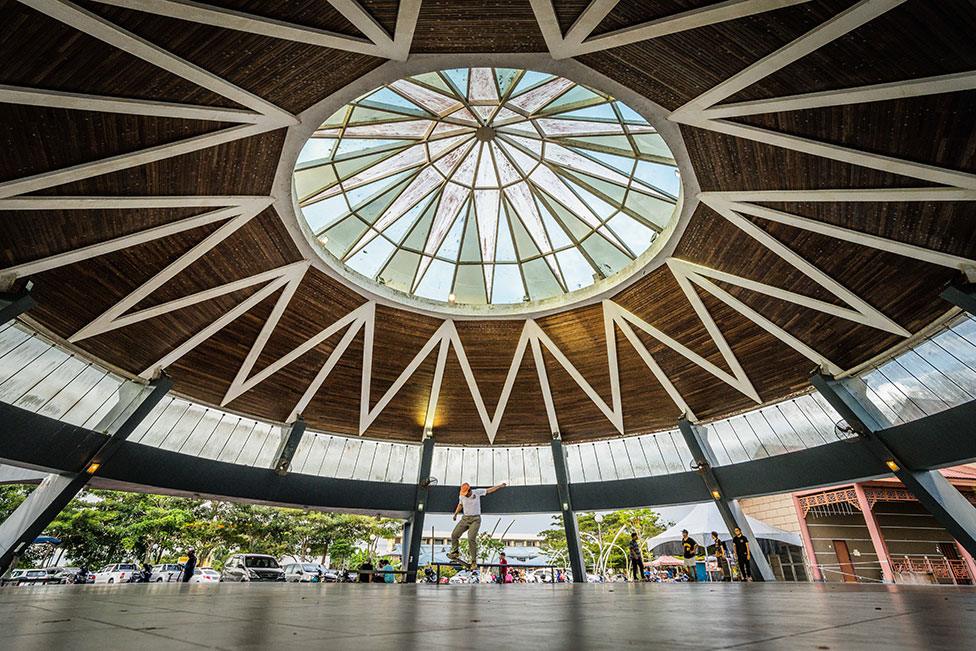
0, 285, 34, 326
791, 493, 824, 582
274, 418, 307, 475
0, 377, 172, 574
679, 418, 776, 581
550, 433, 586, 583
404, 433, 435, 583
853, 482, 895, 583
813, 373, 976, 560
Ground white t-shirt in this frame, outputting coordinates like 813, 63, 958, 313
460, 488, 487, 516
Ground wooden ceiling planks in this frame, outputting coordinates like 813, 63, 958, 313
724, 0, 976, 102
576, 0, 854, 111
0, 0, 234, 106
679, 124, 934, 192
411, 0, 548, 52
2, 0, 974, 444
27, 129, 287, 196
199, 0, 368, 38
0, 105, 231, 184
0, 206, 205, 267
80, 1, 387, 115
732, 93, 976, 175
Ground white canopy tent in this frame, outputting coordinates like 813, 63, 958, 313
647, 503, 801, 550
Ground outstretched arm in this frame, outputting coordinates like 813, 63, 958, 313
485, 482, 507, 494
452, 502, 463, 520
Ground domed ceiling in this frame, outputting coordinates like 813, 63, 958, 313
294, 66, 681, 311
1, 0, 974, 445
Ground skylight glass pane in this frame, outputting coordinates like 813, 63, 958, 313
295, 67, 679, 308
414, 258, 455, 301
492, 264, 525, 303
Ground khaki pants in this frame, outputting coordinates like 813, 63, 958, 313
450, 515, 481, 564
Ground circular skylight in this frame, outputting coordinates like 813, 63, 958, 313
294, 67, 681, 307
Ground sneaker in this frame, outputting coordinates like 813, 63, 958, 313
446, 552, 460, 562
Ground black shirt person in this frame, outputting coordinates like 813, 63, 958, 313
710, 531, 731, 582
680, 530, 699, 582
628, 532, 645, 582
182, 549, 197, 582
358, 559, 374, 583
731, 527, 752, 581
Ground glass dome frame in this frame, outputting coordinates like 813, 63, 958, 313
275, 55, 699, 319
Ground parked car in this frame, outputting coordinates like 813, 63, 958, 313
150, 563, 184, 582
14, 569, 60, 585
284, 563, 323, 582
449, 570, 481, 584
37, 567, 83, 584
1, 569, 26, 585
528, 569, 552, 583
93, 563, 140, 584
189, 568, 220, 584
219, 554, 285, 582
321, 567, 340, 582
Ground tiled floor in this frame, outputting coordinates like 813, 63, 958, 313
1, 582, 974, 650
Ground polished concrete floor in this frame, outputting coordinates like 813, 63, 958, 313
1, 582, 974, 650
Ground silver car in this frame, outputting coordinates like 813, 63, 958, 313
150, 563, 184, 582
220, 554, 285, 582
284, 563, 323, 582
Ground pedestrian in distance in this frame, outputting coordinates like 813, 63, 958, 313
628, 532, 645, 582
731, 526, 753, 582
181, 548, 197, 582
680, 530, 699, 582
381, 558, 395, 584
710, 531, 731, 581
448, 481, 507, 568
498, 551, 509, 584
358, 558, 374, 583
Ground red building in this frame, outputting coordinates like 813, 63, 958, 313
792, 467, 976, 584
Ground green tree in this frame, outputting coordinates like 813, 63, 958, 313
0, 484, 33, 521
539, 509, 667, 576
329, 539, 357, 568
4, 486, 405, 573
459, 532, 505, 562
1, 484, 47, 568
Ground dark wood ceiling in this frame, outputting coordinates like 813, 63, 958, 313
2, 0, 973, 444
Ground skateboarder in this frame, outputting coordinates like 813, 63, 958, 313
448, 482, 507, 568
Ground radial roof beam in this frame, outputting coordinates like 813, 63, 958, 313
669, 1, 976, 191
139, 271, 297, 379
91, 0, 419, 60
223, 302, 374, 407
22, 0, 296, 124
530, 0, 812, 59
69, 207, 278, 342
529, 332, 560, 435
0, 85, 266, 123
605, 300, 760, 403
699, 195, 911, 337
701, 71, 976, 119
358, 320, 454, 435
671, 0, 906, 120
446, 320, 535, 444
0, 198, 273, 280
668, 259, 844, 376
704, 192, 976, 272
0, 124, 274, 200
285, 315, 367, 424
